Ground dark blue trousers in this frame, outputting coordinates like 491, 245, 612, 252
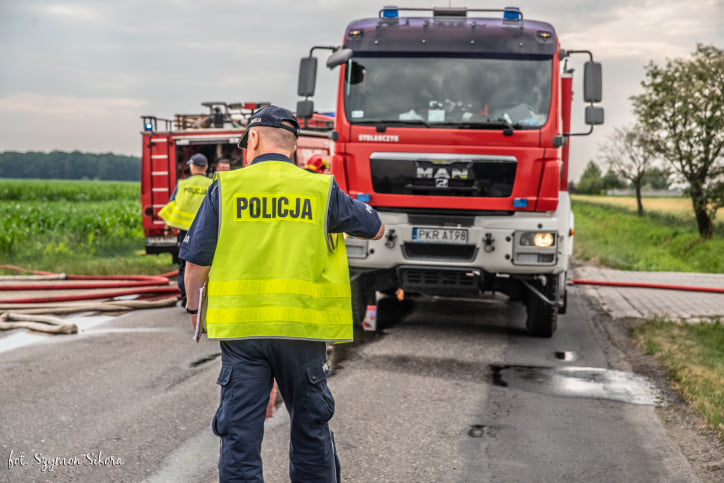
176, 230, 187, 299
213, 339, 340, 482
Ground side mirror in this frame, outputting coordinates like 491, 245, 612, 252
583, 61, 602, 103
296, 100, 314, 120
327, 48, 353, 69
298, 57, 318, 97
585, 106, 604, 125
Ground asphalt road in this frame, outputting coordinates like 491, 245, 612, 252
0, 286, 702, 482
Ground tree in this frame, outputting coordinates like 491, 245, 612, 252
576, 161, 604, 195
641, 166, 671, 190
602, 169, 626, 191
631, 44, 724, 238
599, 125, 657, 216
0, 151, 141, 181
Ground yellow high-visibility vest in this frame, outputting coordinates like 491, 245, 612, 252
159, 175, 212, 230
205, 160, 352, 342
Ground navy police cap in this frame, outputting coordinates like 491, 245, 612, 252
186, 153, 208, 166
238, 106, 300, 149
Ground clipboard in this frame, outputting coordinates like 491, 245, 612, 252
193, 283, 207, 343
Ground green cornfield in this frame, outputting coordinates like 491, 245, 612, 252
0, 179, 172, 275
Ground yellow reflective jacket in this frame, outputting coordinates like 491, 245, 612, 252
205, 160, 352, 342
159, 175, 212, 230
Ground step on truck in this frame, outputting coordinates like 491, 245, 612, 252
296, 6, 604, 336
140, 101, 334, 261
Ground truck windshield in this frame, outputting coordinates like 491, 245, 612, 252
343, 56, 552, 129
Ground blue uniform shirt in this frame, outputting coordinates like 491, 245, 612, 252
180, 153, 382, 266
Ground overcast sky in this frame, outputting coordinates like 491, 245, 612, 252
1, 0, 722, 181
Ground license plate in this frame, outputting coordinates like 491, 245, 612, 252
146, 236, 177, 246
412, 227, 468, 244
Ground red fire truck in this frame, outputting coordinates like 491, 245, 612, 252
140, 101, 333, 260
296, 6, 604, 336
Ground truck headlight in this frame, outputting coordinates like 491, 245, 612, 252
519, 231, 556, 247
513, 231, 558, 265
533, 232, 554, 247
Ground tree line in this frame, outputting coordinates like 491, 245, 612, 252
582, 44, 723, 238
573, 162, 671, 198
0, 151, 141, 182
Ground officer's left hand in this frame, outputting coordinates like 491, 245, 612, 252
189, 314, 205, 332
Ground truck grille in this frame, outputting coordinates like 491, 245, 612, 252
398, 267, 480, 296
370, 153, 516, 198
402, 243, 477, 261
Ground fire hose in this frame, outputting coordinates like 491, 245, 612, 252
2, 264, 722, 334
571, 279, 724, 294
0, 265, 180, 334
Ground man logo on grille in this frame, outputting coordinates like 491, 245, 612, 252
416, 166, 469, 181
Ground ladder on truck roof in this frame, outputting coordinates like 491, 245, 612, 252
142, 101, 271, 133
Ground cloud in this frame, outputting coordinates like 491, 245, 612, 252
0, 93, 147, 119
561, 0, 722, 62
0, 0, 722, 167
44, 4, 104, 23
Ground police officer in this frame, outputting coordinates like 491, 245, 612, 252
181, 106, 384, 482
158, 153, 211, 305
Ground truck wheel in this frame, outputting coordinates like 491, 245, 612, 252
558, 288, 568, 315
525, 274, 559, 338
376, 295, 402, 330
351, 276, 374, 329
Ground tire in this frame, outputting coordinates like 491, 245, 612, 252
525, 274, 559, 338
376, 295, 402, 330
351, 276, 374, 329
558, 288, 568, 315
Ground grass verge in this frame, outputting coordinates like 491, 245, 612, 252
0, 249, 176, 277
633, 318, 724, 441
572, 199, 724, 273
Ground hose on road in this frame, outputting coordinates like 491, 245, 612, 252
0, 312, 78, 334
571, 279, 724, 294
0, 265, 181, 334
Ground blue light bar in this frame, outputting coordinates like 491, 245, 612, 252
356, 193, 371, 202
381, 5, 399, 18
503, 6, 521, 20
144, 121, 153, 131
513, 198, 528, 207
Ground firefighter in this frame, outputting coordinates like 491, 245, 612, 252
215, 158, 231, 172
158, 153, 211, 305
304, 153, 330, 173
181, 106, 384, 482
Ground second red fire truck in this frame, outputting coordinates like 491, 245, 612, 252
140, 102, 333, 261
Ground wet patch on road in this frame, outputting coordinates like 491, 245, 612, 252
491, 364, 665, 406
468, 423, 502, 438
338, 352, 665, 406
554, 351, 578, 362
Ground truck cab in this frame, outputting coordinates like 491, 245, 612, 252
297, 6, 603, 336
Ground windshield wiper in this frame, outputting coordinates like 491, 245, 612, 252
354, 118, 520, 133
450, 119, 519, 129
451, 119, 518, 135
380, 119, 432, 128
353, 119, 431, 128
